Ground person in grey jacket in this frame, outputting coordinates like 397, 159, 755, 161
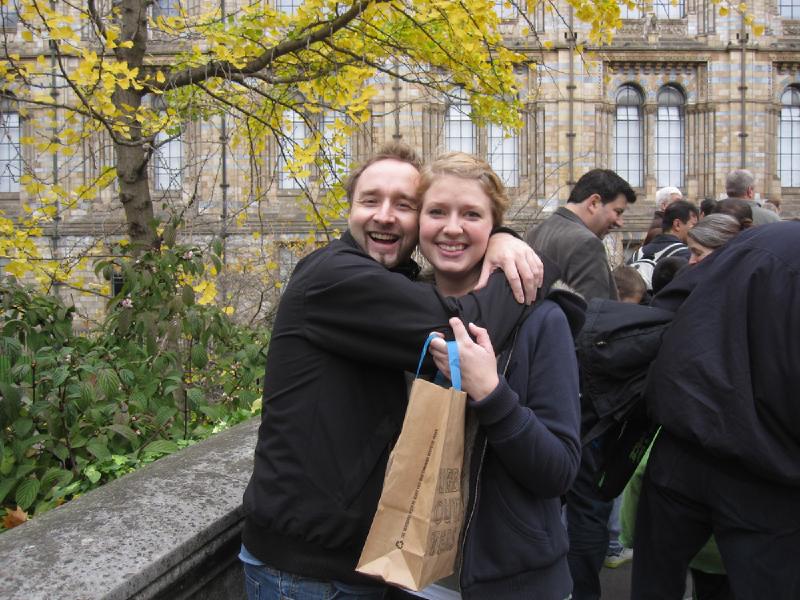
526, 168, 636, 600
525, 169, 636, 303
724, 169, 779, 226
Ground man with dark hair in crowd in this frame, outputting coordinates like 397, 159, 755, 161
633, 221, 800, 599
643, 186, 683, 245
699, 197, 718, 218
724, 169, 779, 226
628, 200, 697, 292
526, 168, 636, 302
239, 143, 542, 600
637, 200, 698, 261
526, 168, 636, 600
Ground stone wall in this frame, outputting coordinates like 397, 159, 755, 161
0, 419, 259, 600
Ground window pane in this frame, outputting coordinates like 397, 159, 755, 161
779, 88, 800, 187
0, 108, 21, 193
779, 0, 800, 19
654, 0, 685, 18
153, 130, 183, 191
488, 124, 519, 188
614, 86, 643, 188
279, 110, 307, 190
620, 2, 642, 18
320, 112, 352, 188
656, 88, 685, 188
494, 0, 516, 20
445, 98, 476, 154
152, 0, 180, 18
0, 1, 19, 28
277, 0, 303, 15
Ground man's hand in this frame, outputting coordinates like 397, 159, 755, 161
429, 318, 499, 401
478, 232, 543, 304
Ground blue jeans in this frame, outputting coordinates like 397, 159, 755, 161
607, 495, 623, 556
242, 562, 387, 600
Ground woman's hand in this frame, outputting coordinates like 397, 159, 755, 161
429, 318, 500, 401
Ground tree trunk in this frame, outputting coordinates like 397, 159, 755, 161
115, 0, 157, 249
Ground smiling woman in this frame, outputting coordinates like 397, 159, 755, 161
417, 152, 509, 296
419, 152, 582, 600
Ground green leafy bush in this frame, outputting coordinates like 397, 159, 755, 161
0, 239, 268, 528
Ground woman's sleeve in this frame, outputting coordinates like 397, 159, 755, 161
468, 303, 581, 497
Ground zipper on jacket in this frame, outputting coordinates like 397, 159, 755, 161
458, 437, 487, 591
458, 329, 518, 590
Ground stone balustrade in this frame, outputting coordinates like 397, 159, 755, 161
0, 418, 259, 600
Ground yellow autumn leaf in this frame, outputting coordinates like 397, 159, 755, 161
719, 6, 729, 15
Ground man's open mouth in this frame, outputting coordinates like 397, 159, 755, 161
368, 232, 399, 245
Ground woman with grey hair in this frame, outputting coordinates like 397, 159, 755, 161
687, 213, 742, 264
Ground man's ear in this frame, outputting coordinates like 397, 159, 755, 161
585, 193, 601, 214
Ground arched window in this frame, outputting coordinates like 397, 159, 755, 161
654, 0, 685, 18
655, 86, 685, 188
614, 85, 643, 188
445, 91, 476, 154
151, 97, 183, 192
0, 95, 21, 193
779, 86, 800, 187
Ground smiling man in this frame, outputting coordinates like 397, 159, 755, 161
239, 143, 545, 600
525, 168, 635, 600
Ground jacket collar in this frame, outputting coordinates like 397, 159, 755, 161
340, 230, 421, 279
555, 206, 591, 231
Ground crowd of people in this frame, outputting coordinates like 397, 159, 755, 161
237, 145, 799, 600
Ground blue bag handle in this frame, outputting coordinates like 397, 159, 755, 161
415, 333, 461, 392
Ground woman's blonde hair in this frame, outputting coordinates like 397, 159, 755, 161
417, 152, 510, 226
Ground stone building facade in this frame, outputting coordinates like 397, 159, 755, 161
1, 0, 799, 321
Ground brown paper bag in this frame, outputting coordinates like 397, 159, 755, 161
357, 340, 466, 591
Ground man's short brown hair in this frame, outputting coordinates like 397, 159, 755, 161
345, 143, 423, 204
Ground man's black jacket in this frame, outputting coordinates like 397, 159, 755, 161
241, 231, 528, 584
648, 221, 800, 487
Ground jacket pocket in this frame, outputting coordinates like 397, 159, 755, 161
462, 464, 568, 584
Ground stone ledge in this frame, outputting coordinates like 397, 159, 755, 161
0, 418, 260, 600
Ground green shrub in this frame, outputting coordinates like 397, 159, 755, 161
0, 239, 268, 527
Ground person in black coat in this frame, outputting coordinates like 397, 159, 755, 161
633, 221, 800, 599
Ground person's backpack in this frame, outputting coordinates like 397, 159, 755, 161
575, 298, 675, 500
628, 242, 686, 290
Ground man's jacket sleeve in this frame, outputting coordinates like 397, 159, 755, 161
301, 248, 526, 372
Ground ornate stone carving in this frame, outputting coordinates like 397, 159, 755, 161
617, 20, 646, 38
658, 19, 688, 37
783, 21, 800, 37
